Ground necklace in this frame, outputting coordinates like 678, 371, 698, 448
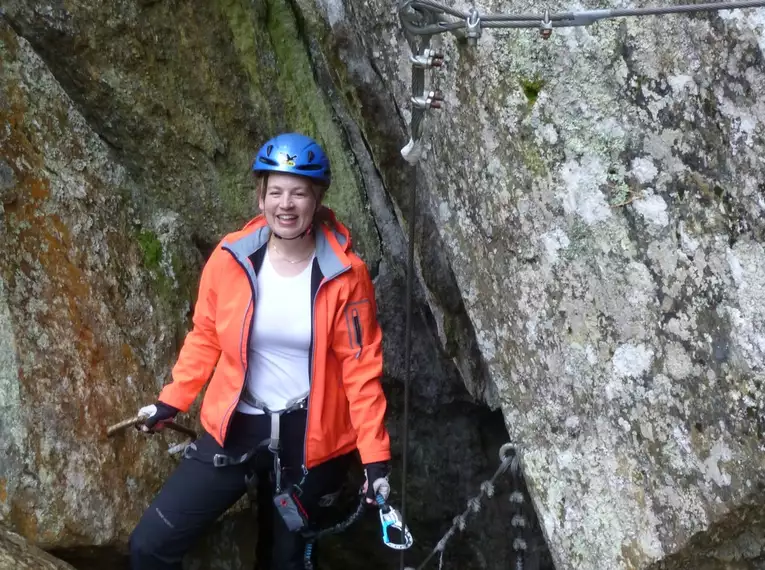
270, 240, 314, 264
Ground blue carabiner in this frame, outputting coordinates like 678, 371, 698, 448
376, 495, 414, 550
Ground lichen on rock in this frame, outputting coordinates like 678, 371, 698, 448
310, 1, 765, 568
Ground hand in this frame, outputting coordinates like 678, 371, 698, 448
136, 402, 180, 433
363, 461, 391, 505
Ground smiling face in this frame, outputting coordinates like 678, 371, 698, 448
258, 173, 319, 239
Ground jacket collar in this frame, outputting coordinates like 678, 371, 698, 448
221, 210, 352, 285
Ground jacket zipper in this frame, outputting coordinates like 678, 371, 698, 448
303, 265, 351, 471
221, 247, 258, 443
351, 309, 363, 358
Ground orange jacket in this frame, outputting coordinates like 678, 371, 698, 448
158, 210, 391, 469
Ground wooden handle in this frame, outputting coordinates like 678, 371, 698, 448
106, 416, 197, 440
107, 415, 143, 436
164, 421, 197, 440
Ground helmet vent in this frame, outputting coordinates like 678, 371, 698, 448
307, 150, 315, 162
266, 145, 274, 156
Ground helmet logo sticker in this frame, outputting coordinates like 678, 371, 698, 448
283, 153, 297, 166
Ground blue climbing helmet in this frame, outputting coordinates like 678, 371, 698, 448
252, 132, 331, 187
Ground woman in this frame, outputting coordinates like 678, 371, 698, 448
128, 132, 392, 570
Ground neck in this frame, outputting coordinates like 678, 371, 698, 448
269, 233, 316, 260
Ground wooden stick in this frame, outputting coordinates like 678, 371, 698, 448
107, 415, 144, 436
106, 416, 197, 439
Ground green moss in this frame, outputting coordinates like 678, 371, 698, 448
265, 0, 381, 266
217, 0, 276, 134
135, 229, 196, 329
137, 230, 163, 270
520, 77, 545, 106
517, 137, 547, 177
217, 163, 256, 224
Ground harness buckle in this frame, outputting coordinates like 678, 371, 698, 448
213, 454, 230, 468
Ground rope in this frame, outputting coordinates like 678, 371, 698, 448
302, 496, 367, 570
399, 138, 417, 570
395, 2, 437, 568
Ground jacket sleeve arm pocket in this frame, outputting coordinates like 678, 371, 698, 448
332, 264, 391, 465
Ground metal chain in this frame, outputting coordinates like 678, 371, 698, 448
404, 443, 524, 570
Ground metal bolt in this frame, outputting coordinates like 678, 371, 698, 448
411, 89, 444, 110
466, 8, 481, 46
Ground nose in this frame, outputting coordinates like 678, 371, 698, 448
279, 192, 293, 209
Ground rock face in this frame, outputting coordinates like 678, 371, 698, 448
0, 526, 77, 570
4, 0, 765, 569
0, 17, 187, 548
1, 1, 531, 569
306, 1, 765, 569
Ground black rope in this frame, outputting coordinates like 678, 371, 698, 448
302, 496, 367, 570
399, 146, 418, 570
396, 5, 435, 569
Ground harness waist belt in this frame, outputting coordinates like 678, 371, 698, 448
240, 390, 309, 453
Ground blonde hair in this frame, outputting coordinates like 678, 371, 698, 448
256, 174, 335, 231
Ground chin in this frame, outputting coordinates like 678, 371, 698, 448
273, 223, 311, 239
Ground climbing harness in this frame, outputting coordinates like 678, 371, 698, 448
393, 1, 765, 569
109, 392, 410, 568
217, 390, 413, 567
237, 390, 309, 493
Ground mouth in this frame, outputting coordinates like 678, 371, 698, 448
276, 214, 298, 223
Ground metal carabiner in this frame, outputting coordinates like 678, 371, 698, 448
376, 496, 414, 550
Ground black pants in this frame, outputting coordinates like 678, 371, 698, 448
129, 410, 354, 570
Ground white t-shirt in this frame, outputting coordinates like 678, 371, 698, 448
237, 248, 314, 415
